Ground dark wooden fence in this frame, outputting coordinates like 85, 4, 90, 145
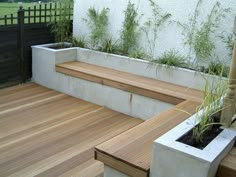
0, 3, 73, 88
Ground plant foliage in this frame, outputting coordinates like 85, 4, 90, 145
193, 78, 226, 144
120, 1, 140, 54
83, 7, 109, 49
150, 50, 188, 68
71, 36, 86, 48
128, 48, 147, 59
178, 0, 230, 63
50, 0, 72, 48
218, 32, 234, 57
207, 60, 229, 77
141, 0, 171, 58
100, 37, 119, 53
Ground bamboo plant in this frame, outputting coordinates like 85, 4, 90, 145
220, 17, 236, 128
50, 0, 72, 48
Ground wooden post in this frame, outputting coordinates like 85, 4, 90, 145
54, 3, 57, 22
17, 6, 25, 82
28, 7, 31, 24
11, 14, 13, 25
221, 17, 236, 127
34, 5, 36, 23
4, 15, 7, 25
49, 3, 52, 22
44, 3, 47, 22
39, 4, 42, 23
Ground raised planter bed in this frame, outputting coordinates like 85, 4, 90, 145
32, 43, 175, 120
33, 43, 226, 91
76, 47, 226, 92
150, 105, 236, 177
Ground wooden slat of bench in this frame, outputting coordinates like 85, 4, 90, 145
56, 64, 183, 105
56, 62, 203, 104
217, 147, 236, 177
95, 100, 200, 176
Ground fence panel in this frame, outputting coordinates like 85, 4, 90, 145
0, 26, 20, 88
0, 3, 73, 88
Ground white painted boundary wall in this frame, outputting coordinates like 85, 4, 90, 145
73, 0, 236, 63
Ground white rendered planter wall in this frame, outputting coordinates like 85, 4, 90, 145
32, 44, 173, 120
104, 166, 129, 177
32, 44, 227, 119
150, 107, 236, 177
76, 48, 227, 92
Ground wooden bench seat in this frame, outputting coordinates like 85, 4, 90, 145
56, 61, 203, 105
95, 100, 200, 177
217, 147, 236, 177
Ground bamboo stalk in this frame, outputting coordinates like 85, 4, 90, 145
221, 17, 236, 127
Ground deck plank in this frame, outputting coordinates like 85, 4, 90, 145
58, 158, 104, 177
0, 83, 143, 177
217, 147, 236, 177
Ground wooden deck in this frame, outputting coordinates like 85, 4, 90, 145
0, 83, 143, 177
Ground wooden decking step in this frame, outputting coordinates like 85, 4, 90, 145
217, 146, 236, 177
56, 61, 203, 105
95, 100, 200, 177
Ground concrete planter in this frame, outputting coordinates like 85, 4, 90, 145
32, 43, 77, 89
32, 44, 173, 120
32, 44, 227, 120
33, 44, 226, 92
150, 106, 236, 177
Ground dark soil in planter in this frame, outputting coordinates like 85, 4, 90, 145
48, 44, 72, 50
177, 111, 223, 150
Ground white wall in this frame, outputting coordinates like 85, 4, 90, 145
73, 0, 236, 64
